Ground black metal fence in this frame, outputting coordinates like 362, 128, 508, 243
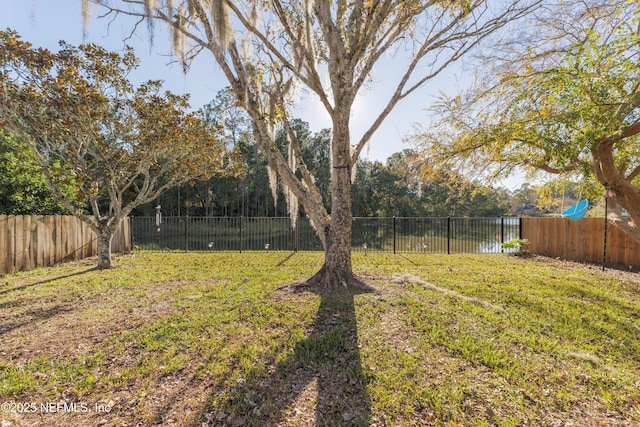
131, 216, 521, 254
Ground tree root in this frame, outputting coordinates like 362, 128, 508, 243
392, 273, 508, 314
289, 265, 376, 295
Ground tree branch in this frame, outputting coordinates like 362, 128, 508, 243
626, 164, 640, 182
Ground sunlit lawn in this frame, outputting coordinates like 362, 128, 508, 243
1, 252, 639, 426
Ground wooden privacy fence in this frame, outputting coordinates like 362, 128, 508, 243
521, 217, 640, 269
0, 215, 131, 275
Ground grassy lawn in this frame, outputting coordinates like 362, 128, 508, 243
1, 252, 639, 426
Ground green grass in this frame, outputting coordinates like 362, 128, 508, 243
0, 252, 639, 426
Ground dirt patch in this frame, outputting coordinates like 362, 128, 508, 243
0, 281, 191, 362
0, 279, 223, 427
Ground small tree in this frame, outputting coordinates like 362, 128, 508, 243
0, 30, 241, 268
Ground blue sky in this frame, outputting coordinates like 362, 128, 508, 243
2, 0, 524, 189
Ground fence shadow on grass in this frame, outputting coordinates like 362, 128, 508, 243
275, 252, 297, 267
0, 268, 96, 297
197, 285, 372, 426
0, 304, 73, 336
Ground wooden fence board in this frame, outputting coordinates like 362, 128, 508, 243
609, 223, 623, 266
0, 215, 131, 275
25, 215, 36, 271
7, 216, 15, 274
62, 216, 72, 262
44, 216, 54, 266
567, 220, 577, 260
77, 218, 87, 259
113, 218, 131, 254
0, 216, 7, 275
76, 219, 82, 259
627, 234, 637, 267
606, 224, 618, 266
54, 216, 62, 265
13, 216, 24, 273
522, 217, 640, 269
586, 219, 603, 263
35, 216, 45, 268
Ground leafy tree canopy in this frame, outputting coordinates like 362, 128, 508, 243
0, 30, 243, 268
413, 1, 640, 242
0, 131, 79, 215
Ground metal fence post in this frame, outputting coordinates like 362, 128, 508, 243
239, 216, 243, 253
501, 217, 505, 253
184, 216, 189, 251
447, 216, 451, 255
602, 198, 608, 271
519, 217, 523, 240
393, 216, 396, 254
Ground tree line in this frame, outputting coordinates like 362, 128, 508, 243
2, 112, 536, 220
0, 66, 589, 222
4, 112, 583, 220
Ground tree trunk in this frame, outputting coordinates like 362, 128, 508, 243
593, 143, 640, 245
607, 199, 640, 243
308, 166, 372, 291
314, 164, 354, 289
96, 227, 115, 270
236, 51, 364, 289
307, 115, 371, 291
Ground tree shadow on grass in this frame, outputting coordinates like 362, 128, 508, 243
198, 284, 373, 426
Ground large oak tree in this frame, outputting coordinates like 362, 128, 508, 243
414, 1, 640, 243
0, 30, 240, 268
86, 0, 539, 287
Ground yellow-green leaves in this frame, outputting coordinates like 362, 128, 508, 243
0, 29, 240, 226
412, 2, 640, 244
